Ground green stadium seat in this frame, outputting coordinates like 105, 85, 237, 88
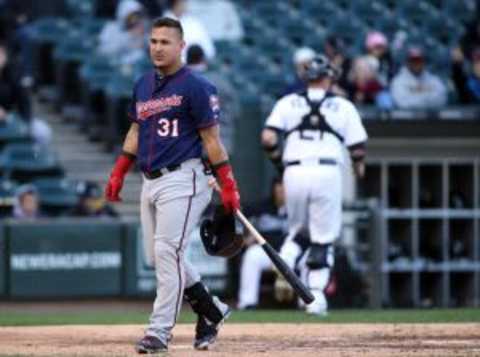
398, 1, 439, 28
0, 143, 64, 183
32, 177, 80, 216
65, 0, 97, 18
79, 55, 116, 91
70, 17, 107, 38
0, 115, 31, 149
54, 32, 96, 63
376, 13, 410, 38
422, 14, 464, 46
423, 0, 442, 10
105, 74, 135, 99
28, 17, 71, 44
302, 29, 327, 52
442, 0, 477, 24
301, 2, 341, 27
350, 1, 389, 28
0, 179, 16, 217
327, 15, 367, 55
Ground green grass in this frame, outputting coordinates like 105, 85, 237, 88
1, 309, 480, 326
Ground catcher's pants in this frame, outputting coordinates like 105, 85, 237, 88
140, 158, 212, 343
238, 244, 272, 309
280, 163, 341, 313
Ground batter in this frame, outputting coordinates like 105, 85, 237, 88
105, 17, 241, 353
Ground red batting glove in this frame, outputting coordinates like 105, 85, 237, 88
214, 162, 240, 213
105, 153, 135, 202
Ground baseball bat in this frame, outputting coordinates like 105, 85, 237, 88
235, 210, 315, 305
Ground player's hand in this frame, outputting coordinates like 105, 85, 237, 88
220, 183, 240, 213
214, 162, 240, 213
105, 175, 124, 202
105, 153, 135, 202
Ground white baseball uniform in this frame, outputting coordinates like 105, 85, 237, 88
264, 87, 367, 313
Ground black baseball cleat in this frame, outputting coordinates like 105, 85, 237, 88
135, 335, 168, 354
194, 297, 231, 351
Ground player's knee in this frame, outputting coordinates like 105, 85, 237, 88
306, 243, 334, 270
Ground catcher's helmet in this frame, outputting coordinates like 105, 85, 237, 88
304, 55, 340, 81
200, 205, 244, 258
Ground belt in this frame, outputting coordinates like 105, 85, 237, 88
285, 159, 337, 167
144, 164, 181, 180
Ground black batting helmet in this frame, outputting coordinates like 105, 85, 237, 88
304, 55, 340, 81
200, 205, 244, 258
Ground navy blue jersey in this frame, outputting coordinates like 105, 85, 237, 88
128, 66, 220, 172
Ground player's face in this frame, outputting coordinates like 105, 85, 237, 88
149, 27, 185, 69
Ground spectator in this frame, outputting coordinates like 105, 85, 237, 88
237, 177, 288, 310
282, 47, 316, 96
97, 0, 148, 65
13, 184, 42, 219
70, 181, 118, 217
186, 45, 239, 153
0, 1, 34, 80
164, 0, 216, 60
323, 35, 351, 97
459, 17, 480, 62
0, 41, 31, 121
349, 31, 393, 105
0, 42, 51, 145
452, 47, 480, 104
188, 0, 244, 41
391, 47, 448, 110
365, 31, 394, 87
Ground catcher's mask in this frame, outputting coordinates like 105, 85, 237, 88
200, 205, 244, 258
305, 54, 341, 81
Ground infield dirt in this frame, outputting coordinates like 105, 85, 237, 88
0, 323, 479, 356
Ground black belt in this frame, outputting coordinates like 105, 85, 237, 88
144, 164, 181, 180
285, 159, 337, 167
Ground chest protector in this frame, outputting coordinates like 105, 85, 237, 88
286, 91, 344, 143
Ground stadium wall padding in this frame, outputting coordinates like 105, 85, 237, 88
5, 220, 124, 298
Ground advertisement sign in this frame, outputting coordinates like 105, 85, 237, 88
8, 220, 123, 298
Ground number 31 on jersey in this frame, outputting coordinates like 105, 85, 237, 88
157, 118, 179, 137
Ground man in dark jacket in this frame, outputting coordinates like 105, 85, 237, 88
0, 42, 31, 122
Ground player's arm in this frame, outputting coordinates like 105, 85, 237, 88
343, 101, 368, 179
105, 123, 139, 202
261, 127, 283, 174
261, 98, 287, 174
199, 124, 240, 213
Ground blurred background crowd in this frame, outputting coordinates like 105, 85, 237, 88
0, 0, 478, 218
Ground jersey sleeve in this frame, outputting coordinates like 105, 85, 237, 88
190, 80, 220, 129
343, 101, 368, 147
127, 83, 139, 124
264, 99, 287, 131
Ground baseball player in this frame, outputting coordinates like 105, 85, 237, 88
105, 17, 240, 353
261, 55, 368, 315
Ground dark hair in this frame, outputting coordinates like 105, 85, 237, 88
186, 45, 205, 65
151, 17, 183, 38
